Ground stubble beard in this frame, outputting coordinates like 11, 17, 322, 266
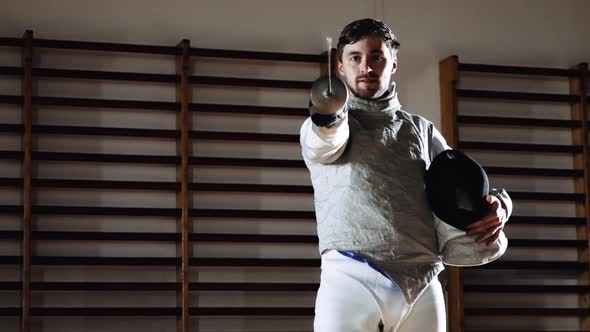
351, 81, 387, 100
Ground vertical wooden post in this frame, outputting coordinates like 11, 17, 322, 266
439, 56, 459, 148
439, 55, 463, 332
175, 39, 191, 332
20, 30, 34, 332
569, 62, 589, 330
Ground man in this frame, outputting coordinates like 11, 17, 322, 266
300, 18, 512, 332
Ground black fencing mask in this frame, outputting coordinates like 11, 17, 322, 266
425, 149, 489, 231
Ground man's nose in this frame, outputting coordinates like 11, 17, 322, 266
360, 60, 373, 74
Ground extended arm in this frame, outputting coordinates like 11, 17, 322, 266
300, 105, 349, 164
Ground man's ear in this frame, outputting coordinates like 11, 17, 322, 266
337, 61, 345, 76
391, 57, 398, 74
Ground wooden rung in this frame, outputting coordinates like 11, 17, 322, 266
190, 48, 323, 63
0, 231, 318, 244
456, 89, 579, 103
0, 177, 20, 186
191, 307, 313, 316
0, 205, 20, 214
35, 151, 179, 164
189, 76, 312, 90
37, 68, 180, 83
0, 308, 20, 316
36, 125, 178, 138
457, 115, 581, 128
39, 178, 178, 190
0, 150, 180, 164
0, 150, 22, 160
33, 67, 179, 82
0, 37, 22, 47
192, 183, 312, 193
192, 233, 317, 244
0, 281, 320, 292
464, 284, 590, 293
469, 260, 587, 271
33, 95, 179, 110
0, 178, 179, 190
508, 239, 587, 248
192, 282, 319, 291
0, 124, 306, 143
0, 230, 20, 239
40, 307, 181, 316
0, 94, 180, 110
33, 205, 179, 217
459, 141, 583, 153
0, 205, 316, 219
0, 94, 309, 117
2, 36, 321, 62
5, 178, 178, 190
1, 94, 180, 111
458, 63, 575, 77
0, 256, 321, 267
190, 103, 307, 117
48, 205, 180, 216
0, 124, 22, 133
0, 68, 318, 90
0, 282, 179, 291
193, 258, 319, 267
37, 256, 179, 266
0, 307, 176, 316
0, 66, 180, 83
194, 157, 306, 168
509, 216, 586, 225
1, 36, 322, 62
509, 191, 585, 202
0, 281, 19, 290
0, 231, 178, 242
191, 131, 299, 143
485, 166, 584, 177
1, 178, 314, 194
0, 256, 178, 266
193, 208, 314, 219
0, 94, 21, 105
34, 38, 180, 55
0, 256, 21, 264
464, 307, 588, 316
18, 124, 177, 138
0, 306, 315, 316
0, 65, 22, 76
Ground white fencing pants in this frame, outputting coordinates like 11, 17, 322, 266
314, 250, 446, 332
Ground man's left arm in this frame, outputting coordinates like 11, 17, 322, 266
429, 124, 512, 247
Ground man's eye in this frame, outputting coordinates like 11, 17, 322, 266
350, 56, 361, 62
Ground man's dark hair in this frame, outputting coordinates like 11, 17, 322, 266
337, 18, 400, 61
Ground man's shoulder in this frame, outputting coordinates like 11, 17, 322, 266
394, 109, 433, 127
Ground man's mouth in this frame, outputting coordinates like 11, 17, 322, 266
357, 76, 378, 83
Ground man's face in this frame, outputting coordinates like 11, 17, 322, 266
337, 36, 397, 99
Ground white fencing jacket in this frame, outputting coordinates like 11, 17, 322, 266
300, 84, 512, 304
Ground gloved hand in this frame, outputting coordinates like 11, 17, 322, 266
309, 76, 349, 127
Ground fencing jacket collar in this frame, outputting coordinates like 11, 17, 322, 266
347, 81, 402, 113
